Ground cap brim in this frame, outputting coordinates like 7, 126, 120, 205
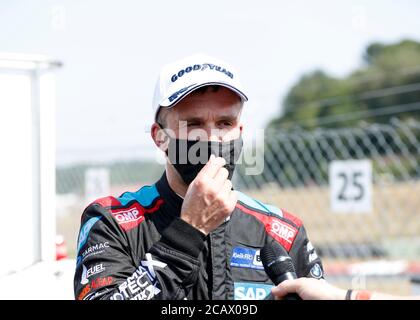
159, 82, 248, 109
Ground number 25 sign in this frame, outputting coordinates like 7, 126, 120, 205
329, 160, 372, 213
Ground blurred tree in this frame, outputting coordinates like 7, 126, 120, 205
268, 39, 420, 130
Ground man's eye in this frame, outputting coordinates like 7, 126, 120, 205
187, 122, 200, 127
220, 121, 233, 127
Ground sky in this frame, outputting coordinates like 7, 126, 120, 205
1, 0, 420, 165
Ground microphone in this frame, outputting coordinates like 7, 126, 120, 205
260, 243, 301, 300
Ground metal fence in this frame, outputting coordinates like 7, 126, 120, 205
235, 118, 420, 261
57, 119, 420, 263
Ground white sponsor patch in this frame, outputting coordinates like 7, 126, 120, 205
234, 282, 273, 300
307, 241, 314, 252
81, 263, 105, 285
111, 207, 143, 224
270, 220, 296, 244
309, 251, 318, 263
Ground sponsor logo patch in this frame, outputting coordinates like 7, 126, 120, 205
91, 276, 113, 289
309, 251, 318, 263
307, 241, 314, 252
77, 277, 113, 300
111, 206, 144, 231
77, 216, 101, 254
77, 242, 110, 266
310, 263, 323, 279
168, 84, 196, 102
306, 241, 319, 263
110, 200, 163, 232
270, 220, 297, 250
235, 203, 298, 251
230, 247, 263, 270
234, 282, 273, 300
111, 254, 167, 300
81, 263, 106, 285
170, 63, 234, 83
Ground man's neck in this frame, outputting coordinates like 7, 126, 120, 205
165, 164, 188, 198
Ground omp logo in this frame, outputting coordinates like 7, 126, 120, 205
235, 203, 298, 252
110, 200, 164, 232
271, 220, 296, 244
234, 282, 273, 300
111, 206, 145, 231
112, 208, 142, 223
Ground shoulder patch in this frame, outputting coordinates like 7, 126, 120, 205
109, 199, 164, 232
87, 184, 163, 232
236, 202, 298, 252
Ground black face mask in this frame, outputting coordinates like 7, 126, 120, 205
165, 136, 243, 185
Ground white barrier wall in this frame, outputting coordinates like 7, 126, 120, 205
0, 53, 61, 276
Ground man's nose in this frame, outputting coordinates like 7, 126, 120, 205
207, 127, 223, 142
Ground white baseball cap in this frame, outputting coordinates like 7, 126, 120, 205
152, 54, 248, 121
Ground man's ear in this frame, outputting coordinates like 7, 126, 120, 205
151, 123, 169, 152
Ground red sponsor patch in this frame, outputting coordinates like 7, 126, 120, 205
91, 276, 114, 289
110, 199, 164, 232
236, 203, 298, 251
77, 277, 114, 300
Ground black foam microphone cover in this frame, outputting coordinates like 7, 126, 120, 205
260, 243, 301, 300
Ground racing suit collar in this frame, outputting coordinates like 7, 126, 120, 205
156, 171, 184, 218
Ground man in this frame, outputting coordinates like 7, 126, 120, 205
74, 54, 324, 300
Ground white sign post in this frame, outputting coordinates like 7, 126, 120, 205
0, 53, 60, 276
329, 160, 372, 213
85, 168, 110, 204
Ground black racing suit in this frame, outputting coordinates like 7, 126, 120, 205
74, 173, 324, 300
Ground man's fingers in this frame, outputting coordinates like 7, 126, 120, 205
213, 167, 229, 187
219, 178, 233, 194
271, 280, 297, 299
271, 285, 287, 298
197, 155, 226, 179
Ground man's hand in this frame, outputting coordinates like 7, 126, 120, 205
271, 278, 346, 300
180, 154, 237, 235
